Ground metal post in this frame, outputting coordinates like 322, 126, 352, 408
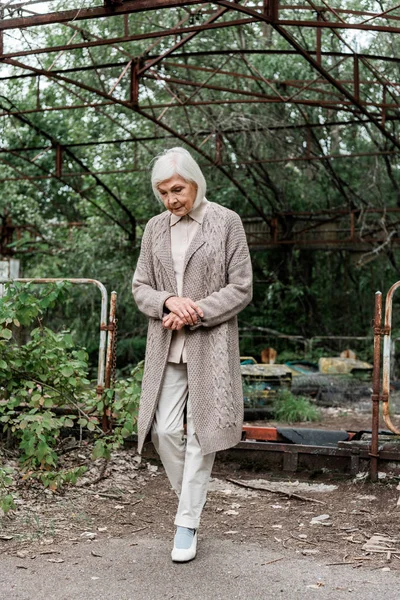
103, 290, 117, 432
370, 291, 382, 482
382, 86, 387, 126
316, 13, 321, 65
124, 13, 129, 36
264, 0, 279, 22
130, 61, 139, 107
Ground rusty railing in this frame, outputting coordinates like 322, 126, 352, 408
370, 281, 400, 481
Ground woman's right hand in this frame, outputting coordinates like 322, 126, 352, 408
164, 296, 203, 326
162, 313, 186, 330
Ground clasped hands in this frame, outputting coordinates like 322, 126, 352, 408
162, 296, 204, 331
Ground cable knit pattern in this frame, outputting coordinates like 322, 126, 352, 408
132, 202, 253, 455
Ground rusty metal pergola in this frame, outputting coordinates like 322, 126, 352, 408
0, 1, 400, 244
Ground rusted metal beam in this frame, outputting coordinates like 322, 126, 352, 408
7, 58, 400, 96
0, 0, 206, 30
7, 1, 400, 24
144, 71, 339, 101
55, 144, 62, 178
3, 2, 400, 33
103, 290, 117, 432
130, 61, 140, 107
264, 0, 278, 22
0, 18, 258, 60
274, 18, 400, 34
316, 12, 322, 65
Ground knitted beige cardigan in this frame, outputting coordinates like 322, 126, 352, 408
132, 201, 253, 455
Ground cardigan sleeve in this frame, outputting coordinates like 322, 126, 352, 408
132, 220, 175, 320
191, 213, 252, 329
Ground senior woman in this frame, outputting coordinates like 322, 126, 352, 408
132, 147, 252, 563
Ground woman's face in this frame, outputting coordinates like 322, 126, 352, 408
157, 175, 198, 217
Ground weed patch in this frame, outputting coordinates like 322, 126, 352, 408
272, 389, 320, 423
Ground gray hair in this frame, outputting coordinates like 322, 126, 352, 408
151, 147, 207, 210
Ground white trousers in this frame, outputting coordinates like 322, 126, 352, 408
151, 363, 216, 529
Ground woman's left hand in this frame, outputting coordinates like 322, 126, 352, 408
162, 313, 186, 330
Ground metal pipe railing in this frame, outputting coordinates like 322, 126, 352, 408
370, 281, 400, 480
370, 291, 382, 482
381, 280, 400, 435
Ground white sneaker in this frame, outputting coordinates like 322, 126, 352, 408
171, 530, 198, 563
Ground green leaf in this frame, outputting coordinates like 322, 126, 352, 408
61, 366, 74, 377
0, 329, 12, 340
63, 334, 74, 347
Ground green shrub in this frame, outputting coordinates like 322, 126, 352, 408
0, 282, 141, 492
272, 389, 320, 423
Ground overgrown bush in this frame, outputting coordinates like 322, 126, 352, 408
0, 282, 141, 504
